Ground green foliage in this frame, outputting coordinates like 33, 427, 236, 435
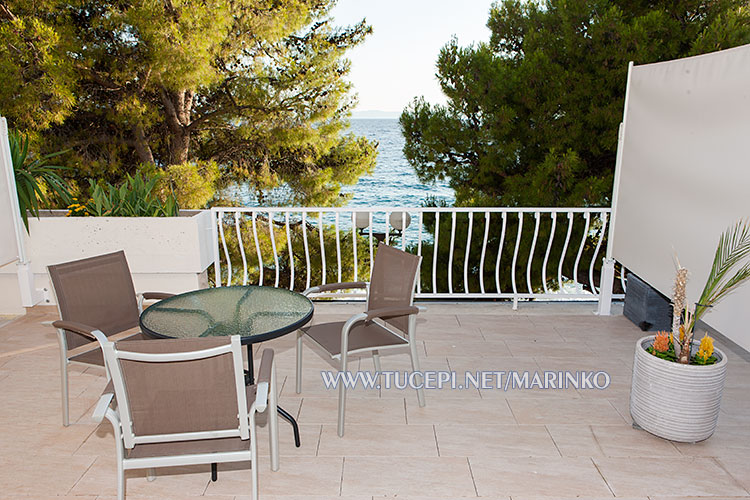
690, 353, 717, 365
153, 161, 220, 209
7, 129, 72, 232
1, 0, 377, 205
76, 173, 179, 217
692, 219, 750, 328
401, 0, 750, 207
0, 7, 76, 130
646, 345, 677, 363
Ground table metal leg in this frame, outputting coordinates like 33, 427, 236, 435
246, 343, 301, 447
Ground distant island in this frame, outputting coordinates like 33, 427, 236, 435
351, 110, 400, 119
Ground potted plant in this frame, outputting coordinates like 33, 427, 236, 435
630, 219, 750, 442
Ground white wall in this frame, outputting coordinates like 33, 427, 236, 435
611, 45, 750, 352
0, 210, 214, 314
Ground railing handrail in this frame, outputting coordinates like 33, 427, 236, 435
211, 206, 611, 213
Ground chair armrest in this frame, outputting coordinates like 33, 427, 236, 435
92, 381, 115, 423
365, 306, 419, 322
140, 292, 175, 300
52, 320, 99, 341
303, 281, 368, 296
137, 292, 175, 313
254, 349, 274, 413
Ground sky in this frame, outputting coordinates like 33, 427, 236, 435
329, 0, 494, 115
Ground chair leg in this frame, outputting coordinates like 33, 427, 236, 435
57, 331, 70, 427
337, 352, 348, 437
372, 350, 382, 373
269, 368, 279, 472
115, 438, 125, 500
250, 417, 259, 500
295, 330, 303, 394
61, 358, 70, 426
408, 339, 426, 407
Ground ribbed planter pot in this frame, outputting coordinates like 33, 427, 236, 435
630, 335, 728, 443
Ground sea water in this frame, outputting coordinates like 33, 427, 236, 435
343, 118, 454, 207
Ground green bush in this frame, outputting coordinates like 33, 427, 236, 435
73, 173, 179, 217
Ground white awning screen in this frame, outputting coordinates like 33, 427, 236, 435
0, 117, 23, 268
610, 44, 750, 351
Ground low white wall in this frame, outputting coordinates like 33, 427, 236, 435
0, 210, 214, 315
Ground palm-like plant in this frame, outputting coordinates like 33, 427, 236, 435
678, 219, 750, 363
8, 130, 72, 232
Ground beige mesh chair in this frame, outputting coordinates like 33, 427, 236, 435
90, 332, 277, 500
48, 250, 173, 426
297, 244, 425, 436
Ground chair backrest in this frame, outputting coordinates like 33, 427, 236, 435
101, 335, 249, 449
368, 244, 422, 335
48, 251, 139, 350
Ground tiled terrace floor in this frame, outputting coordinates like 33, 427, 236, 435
1, 302, 750, 499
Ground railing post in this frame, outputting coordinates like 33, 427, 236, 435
596, 257, 616, 315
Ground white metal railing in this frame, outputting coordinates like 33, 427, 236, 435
211, 207, 625, 306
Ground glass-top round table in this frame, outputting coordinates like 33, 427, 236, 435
139, 285, 314, 447
140, 285, 313, 343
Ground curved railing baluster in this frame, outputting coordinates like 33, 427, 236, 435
463, 211, 473, 294
235, 212, 248, 286
417, 211, 424, 294
368, 211, 374, 280
495, 212, 507, 294
268, 211, 279, 287
526, 212, 540, 294
285, 212, 294, 290
479, 211, 490, 294
511, 212, 523, 303
573, 212, 590, 288
351, 212, 358, 283
541, 213, 557, 294
302, 211, 311, 290
589, 211, 608, 294
335, 212, 342, 283
251, 211, 263, 286
432, 211, 440, 293
318, 212, 326, 285
218, 212, 231, 286
558, 212, 574, 292
447, 211, 457, 293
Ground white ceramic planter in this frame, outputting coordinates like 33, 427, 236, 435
630, 335, 728, 442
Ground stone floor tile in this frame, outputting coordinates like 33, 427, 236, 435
318, 424, 438, 457
594, 456, 748, 497
341, 456, 476, 497
406, 396, 516, 425
507, 398, 627, 425
470, 456, 612, 497
436, 424, 560, 457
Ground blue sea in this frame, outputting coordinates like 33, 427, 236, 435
342, 119, 454, 207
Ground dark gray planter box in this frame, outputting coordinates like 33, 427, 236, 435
624, 273, 672, 331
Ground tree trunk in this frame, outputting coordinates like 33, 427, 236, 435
160, 88, 194, 164
133, 124, 155, 165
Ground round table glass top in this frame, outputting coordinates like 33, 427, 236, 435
140, 286, 314, 343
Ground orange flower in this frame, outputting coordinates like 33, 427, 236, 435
653, 331, 670, 352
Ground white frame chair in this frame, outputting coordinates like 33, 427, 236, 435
91, 331, 278, 500
295, 244, 425, 436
